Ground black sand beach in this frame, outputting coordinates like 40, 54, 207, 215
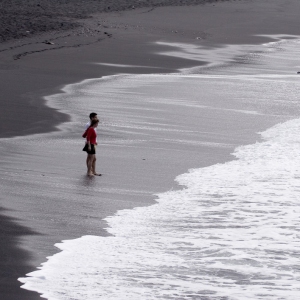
1, 0, 300, 299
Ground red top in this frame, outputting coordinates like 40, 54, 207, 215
86, 127, 97, 145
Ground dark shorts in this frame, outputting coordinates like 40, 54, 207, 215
83, 144, 96, 154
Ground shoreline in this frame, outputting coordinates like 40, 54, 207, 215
1, 1, 300, 299
3, 0, 300, 139
17, 42, 300, 298
0, 17, 203, 139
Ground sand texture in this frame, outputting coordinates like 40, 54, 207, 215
0, 0, 227, 42
1, 0, 300, 299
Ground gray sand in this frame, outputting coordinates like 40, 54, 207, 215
1, 1, 300, 299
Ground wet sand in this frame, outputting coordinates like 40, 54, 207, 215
1, 0, 300, 299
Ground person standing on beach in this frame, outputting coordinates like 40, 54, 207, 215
84, 112, 98, 172
83, 119, 100, 176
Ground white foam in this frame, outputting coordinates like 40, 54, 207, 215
156, 35, 300, 74
96, 63, 159, 69
19, 118, 300, 299
18, 36, 300, 299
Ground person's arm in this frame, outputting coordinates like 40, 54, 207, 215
82, 129, 88, 138
87, 141, 91, 151
86, 128, 92, 151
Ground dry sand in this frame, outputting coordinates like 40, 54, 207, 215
1, 0, 300, 299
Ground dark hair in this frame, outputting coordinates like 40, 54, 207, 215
89, 112, 97, 119
89, 119, 99, 127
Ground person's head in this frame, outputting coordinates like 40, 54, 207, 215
90, 119, 99, 128
89, 112, 97, 121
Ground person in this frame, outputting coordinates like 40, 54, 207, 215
84, 112, 98, 172
85, 112, 98, 130
82, 119, 101, 176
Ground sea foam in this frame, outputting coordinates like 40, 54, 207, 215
19, 118, 300, 299
19, 36, 300, 299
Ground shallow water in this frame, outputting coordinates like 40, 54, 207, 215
15, 36, 300, 299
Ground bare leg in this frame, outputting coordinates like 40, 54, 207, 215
87, 154, 94, 176
92, 155, 98, 175
92, 156, 101, 176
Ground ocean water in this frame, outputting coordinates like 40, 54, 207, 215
18, 36, 300, 299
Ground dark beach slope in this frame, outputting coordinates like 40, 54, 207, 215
1, 0, 300, 139
1, 0, 300, 299
0, 209, 41, 300
0, 0, 230, 139
0, 0, 227, 43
